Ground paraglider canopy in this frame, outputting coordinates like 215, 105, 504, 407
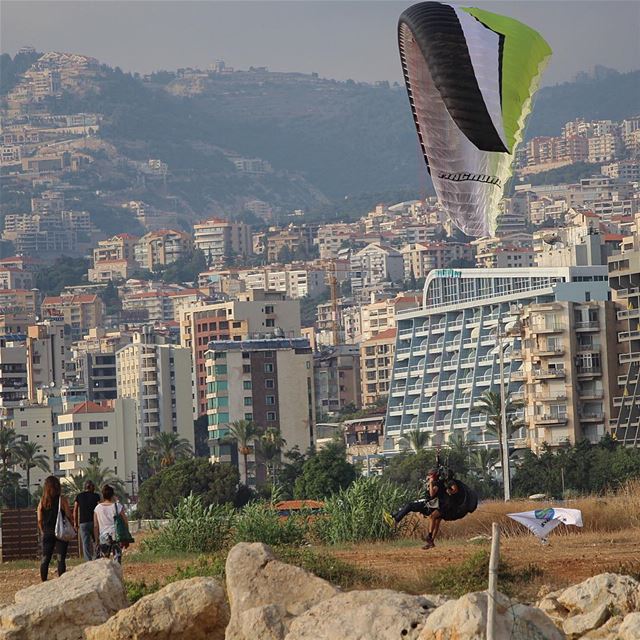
508, 507, 583, 541
398, 2, 552, 237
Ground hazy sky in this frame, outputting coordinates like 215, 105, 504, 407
2, 1, 639, 85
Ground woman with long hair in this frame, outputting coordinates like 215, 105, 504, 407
37, 475, 74, 581
93, 484, 130, 563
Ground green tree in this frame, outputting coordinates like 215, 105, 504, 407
34, 256, 90, 296
15, 441, 50, 495
63, 458, 126, 501
470, 448, 500, 485
278, 447, 309, 499
400, 428, 430, 453
226, 420, 262, 485
0, 427, 20, 471
137, 458, 240, 518
382, 449, 436, 490
193, 415, 210, 458
148, 432, 193, 468
294, 441, 357, 500
258, 428, 286, 488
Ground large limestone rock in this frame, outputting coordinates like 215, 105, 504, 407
225, 542, 339, 640
562, 602, 610, 638
418, 591, 565, 640
556, 573, 640, 618
0, 559, 127, 640
285, 589, 433, 640
619, 612, 640, 640
85, 576, 228, 640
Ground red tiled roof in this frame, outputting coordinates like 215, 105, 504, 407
70, 401, 112, 414
364, 327, 397, 343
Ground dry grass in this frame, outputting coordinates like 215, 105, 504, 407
406, 479, 640, 541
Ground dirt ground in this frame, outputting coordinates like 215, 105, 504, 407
1, 527, 639, 607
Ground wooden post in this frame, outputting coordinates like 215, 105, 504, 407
487, 522, 500, 640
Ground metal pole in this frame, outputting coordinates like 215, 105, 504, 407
498, 331, 511, 501
487, 522, 500, 640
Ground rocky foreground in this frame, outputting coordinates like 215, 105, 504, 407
1, 543, 639, 639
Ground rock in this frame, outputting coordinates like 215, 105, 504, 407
225, 543, 339, 639
236, 605, 287, 640
286, 589, 432, 640
581, 615, 623, 639
619, 612, 640, 640
556, 573, 640, 617
562, 602, 610, 638
536, 593, 569, 625
0, 559, 127, 640
85, 577, 228, 640
418, 591, 565, 640
421, 594, 451, 609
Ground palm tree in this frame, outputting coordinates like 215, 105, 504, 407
470, 448, 500, 484
148, 432, 193, 468
472, 390, 522, 479
15, 441, 50, 494
258, 428, 286, 486
226, 420, 262, 485
0, 427, 20, 472
400, 428, 430, 453
63, 458, 127, 501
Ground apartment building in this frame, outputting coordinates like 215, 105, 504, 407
205, 338, 315, 484
401, 242, 474, 280
238, 266, 326, 299
313, 344, 361, 416
56, 399, 138, 484
266, 225, 315, 262
608, 214, 640, 444
41, 294, 104, 340
193, 218, 252, 266
116, 328, 194, 447
180, 291, 301, 417
0, 336, 28, 409
11, 404, 54, 490
134, 229, 192, 271
88, 233, 139, 283
473, 237, 535, 269
385, 265, 611, 453
25, 320, 74, 401
360, 327, 396, 407
122, 288, 207, 323
350, 243, 404, 295
0, 290, 38, 317
521, 301, 616, 449
0, 267, 33, 290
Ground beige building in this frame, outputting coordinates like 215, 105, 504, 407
314, 345, 361, 416
193, 218, 252, 266
134, 229, 192, 271
521, 300, 617, 449
89, 233, 139, 283
360, 327, 396, 407
41, 293, 104, 340
180, 291, 301, 417
205, 338, 315, 485
116, 328, 194, 447
57, 399, 138, 484
401, 242, 474, 280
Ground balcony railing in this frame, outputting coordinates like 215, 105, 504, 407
534, 414, 568, 424
577, 367, 602, 376
532, 368, 566, 379
575, 321, 600, 331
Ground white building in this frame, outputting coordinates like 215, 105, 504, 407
350, 243, 404, 294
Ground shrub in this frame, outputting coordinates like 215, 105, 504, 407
234, 501, 308, 546
125, 579, 160, 603
315, 476, 416, 544
141, 493, 236, 553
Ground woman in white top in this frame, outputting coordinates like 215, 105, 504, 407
93, 484, 129, 563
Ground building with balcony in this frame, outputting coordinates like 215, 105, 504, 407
56, 399, 137, 485
180, 291, 301, 417
193, 218, 252, 267
313, 344, 361, 416
41, 293, 104, 340
360, 327, 396, 407
608, 214, 640, 444
205, 338, 315, 485
350, 243, 404, 296
385, 266, 611, 453
116, 328, 194, 448
134, 229, 191, 271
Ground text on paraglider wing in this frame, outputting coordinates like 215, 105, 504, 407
437, 171, 502, 187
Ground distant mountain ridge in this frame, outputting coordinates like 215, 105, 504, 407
2, 52, 638, 223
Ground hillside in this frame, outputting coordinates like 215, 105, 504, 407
2, 54, 638, 226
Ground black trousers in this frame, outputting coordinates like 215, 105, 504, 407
40, 533, 69, 581
394, 499, 437, 522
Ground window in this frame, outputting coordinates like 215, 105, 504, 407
243, 380, 252, 390
265, 305, 274, 314
265, 379, 274, 389
266, 319, 275, 328
266, 395, 275, 405
243, 364, 251, 374
243, 397, 253, 406
244, 413, 253, 421
89, 436, 108, 445
264, 363, 274, 373
266, 411, 276, 421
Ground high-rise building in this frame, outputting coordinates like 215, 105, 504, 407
608, 214, 640, 444
385, 265, 611, 453
116, 328, 194, 448
193, 218, 252, 267
360, 328, 396, 407
350, 243, 404, 295
180, 291, 301, 417
134, 229, 191, 271
41, 293, 104, 340
205, 338, 315, 485
313, 345, 361, 416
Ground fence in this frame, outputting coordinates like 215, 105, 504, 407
0, 508, 79, 562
